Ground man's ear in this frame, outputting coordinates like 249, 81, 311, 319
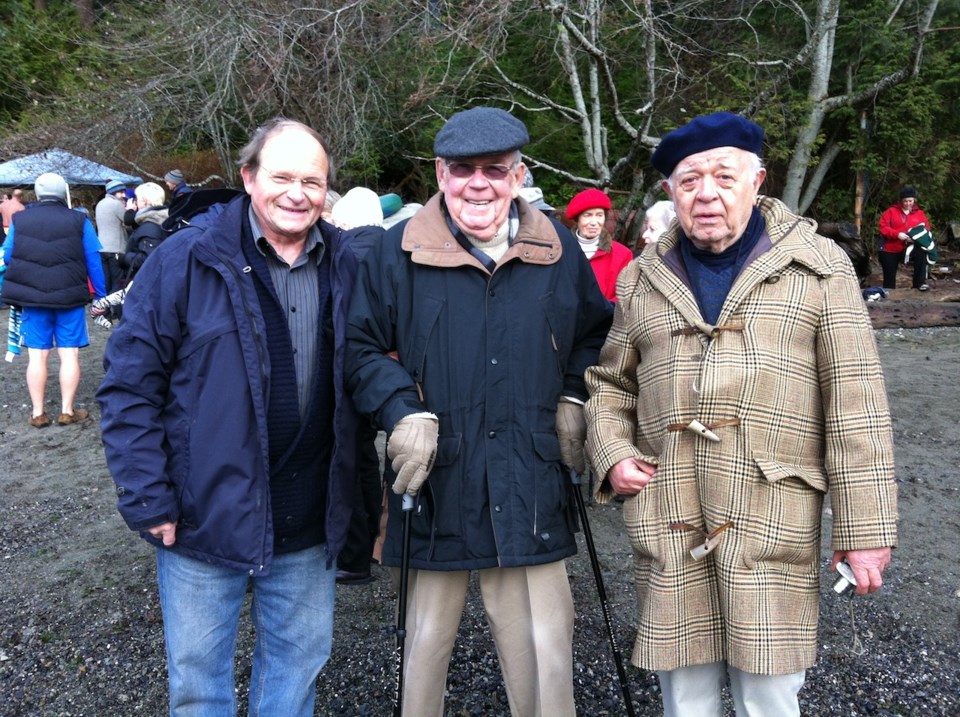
435, 158, 448, 193
512, 163, 527, 198
754, 167, 767, 191
661, 178, 673, 200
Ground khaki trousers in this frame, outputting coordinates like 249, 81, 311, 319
394, 561, 576, 717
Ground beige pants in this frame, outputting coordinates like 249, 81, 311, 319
394, 561, 576, 717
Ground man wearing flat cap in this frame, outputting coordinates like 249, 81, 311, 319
585, 111, 897, 716
347, 106, 612, 715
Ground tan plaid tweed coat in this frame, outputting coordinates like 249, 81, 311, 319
585, 196, 898, 675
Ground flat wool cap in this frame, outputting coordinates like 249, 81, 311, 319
434, 107, 529, 159
35, 172, 67, 200
651, 111, 764, 177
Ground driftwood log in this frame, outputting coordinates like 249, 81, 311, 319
866, 282, 960, 329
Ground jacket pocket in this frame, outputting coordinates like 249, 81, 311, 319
622, 482, 666, 572
531, 430, 572, 535
741, 456, 827, 570
538, 293, 569, 380
424, 432, 464, 538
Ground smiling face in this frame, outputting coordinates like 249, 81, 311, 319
663, 146, 765, 253
436, 152, 525, 241
900, 196, 917, 213
240, 126, 329, 248
577, 208, 606, 240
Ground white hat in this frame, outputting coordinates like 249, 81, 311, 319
331, 187, 383, 230
35, 172, 68, 200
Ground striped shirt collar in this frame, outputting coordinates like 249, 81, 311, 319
247, 206, 325, 268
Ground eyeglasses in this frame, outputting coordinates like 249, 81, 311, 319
445, 161, 517, 181
258, 166, 327, 194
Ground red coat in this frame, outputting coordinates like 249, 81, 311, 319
878, 203, 931, 254
588, 233, 633, 301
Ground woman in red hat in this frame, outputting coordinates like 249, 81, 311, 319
565, 188, 633, 301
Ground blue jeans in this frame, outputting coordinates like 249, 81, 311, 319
156, 545, 335, 717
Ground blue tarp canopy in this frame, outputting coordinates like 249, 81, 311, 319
0, 148, 142, 187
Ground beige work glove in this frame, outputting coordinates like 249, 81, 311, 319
556, 398, 586, 475
387, 412, 439, 495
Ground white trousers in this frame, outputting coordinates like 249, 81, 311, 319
657, 661, 806, 717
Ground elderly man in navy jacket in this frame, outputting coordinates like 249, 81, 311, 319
98, 118, 360, 717
347, 107, 613, 716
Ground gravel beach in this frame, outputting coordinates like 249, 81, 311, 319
1, 319, 957, 716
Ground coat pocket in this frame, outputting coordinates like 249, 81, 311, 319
741, 456, 827, 570
531, 430, 574, 535
424, 432, 464, 538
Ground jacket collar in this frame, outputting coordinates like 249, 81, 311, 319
192, 193, 344, 272
402, 193, 563, 273
646, 196, 837, 278
638, 196, 840, 330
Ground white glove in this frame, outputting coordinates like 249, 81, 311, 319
387, 413, 439, 495
556, 399, 586, 474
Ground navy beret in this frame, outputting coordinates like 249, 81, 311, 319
651, 111, 764, 177
434, 107, 530, 159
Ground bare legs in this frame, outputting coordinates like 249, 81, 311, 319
26, 346, 82, 417
26, 348, 50, 418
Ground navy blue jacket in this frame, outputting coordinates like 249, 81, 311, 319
346, 195, 613, 570
98, 195, 360, 573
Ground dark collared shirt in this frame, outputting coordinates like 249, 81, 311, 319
248, 209, 324, 419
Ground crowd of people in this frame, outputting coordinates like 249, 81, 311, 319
0, 107, 910, 717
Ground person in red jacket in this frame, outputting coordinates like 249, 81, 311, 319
565, 188, 633, 301
877, 185, 932, 290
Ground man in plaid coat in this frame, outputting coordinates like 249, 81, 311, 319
584, 112, 898, 716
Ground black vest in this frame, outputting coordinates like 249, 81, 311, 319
1, 200, 91, 308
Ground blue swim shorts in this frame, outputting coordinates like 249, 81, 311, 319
19, 306, 90, 349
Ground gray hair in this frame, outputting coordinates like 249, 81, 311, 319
644, 200, 676, 227
237, 117, 335, 185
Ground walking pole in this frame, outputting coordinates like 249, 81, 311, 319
391, 492, 415, 717
570, 470, 636, 717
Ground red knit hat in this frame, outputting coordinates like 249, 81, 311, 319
565, 189, 611, 221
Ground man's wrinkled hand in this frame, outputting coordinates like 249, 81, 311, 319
831, 547, 892, 595
608, 457, 657, 496
556, 400, 586, 474
387, 413, 439, 495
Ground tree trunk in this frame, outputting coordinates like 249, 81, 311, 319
781, 0, 839, 211
73, 0, 95, 28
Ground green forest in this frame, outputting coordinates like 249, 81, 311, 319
1, 0, 957, 246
